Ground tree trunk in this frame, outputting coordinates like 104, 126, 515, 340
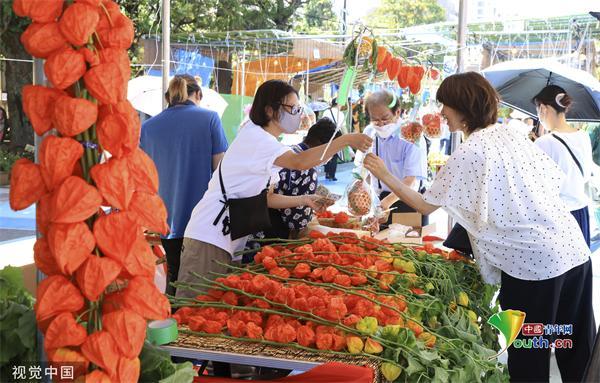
1, 29, 33, 150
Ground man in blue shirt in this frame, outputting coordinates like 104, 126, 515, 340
140, 74, 228, 296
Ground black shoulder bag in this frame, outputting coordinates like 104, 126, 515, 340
212, 164, 272, 240
551, 134, 585, 176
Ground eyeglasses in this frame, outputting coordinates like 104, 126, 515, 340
280, 103, 304, 116
370, 114, 395, 126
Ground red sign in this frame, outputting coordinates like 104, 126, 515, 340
522, 323, 544, 336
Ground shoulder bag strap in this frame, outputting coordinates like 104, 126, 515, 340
213, 163, 229, 226
551, 134, 584, 176
375, 137, 382, 190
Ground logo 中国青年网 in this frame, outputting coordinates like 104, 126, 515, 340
487, 310, 574, 359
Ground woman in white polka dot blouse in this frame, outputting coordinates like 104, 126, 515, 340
364, 72, 595, 382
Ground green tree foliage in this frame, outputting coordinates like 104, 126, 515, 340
294, 0, 339, 33
367, 0, 446, 30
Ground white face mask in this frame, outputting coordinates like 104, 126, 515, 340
373, 122, 398, 139
279, 109, 302, 134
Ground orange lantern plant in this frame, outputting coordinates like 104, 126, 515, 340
386, 57, 402, 81
84, 62, 127, 105
22, 85, 66, 136
44, 312, 88, 350
50, 176, 102, 223
58, 2, 100, 46
9, 159, 48, 211
44, 47, 87, 90
121, 234, 157, 278
47, 222, 95, 275
12, 2, 171, 381
39, 136, 84, 192
35, 275, 85, 322
93, 211, 140, 264
376, 47, 389, 73
33, 238, 61, 276
13, 0, 64, 23
53, 95, 98, 137
397, 66, 410, 89
21, 22, 68, 59
96, 1, 135, 49
80, 330, 120, 377
103, 309, 146, 358
90, 157, 135, 210
76, 256, 122, 301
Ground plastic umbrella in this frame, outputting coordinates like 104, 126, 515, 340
307, 101, 330, 112
127, 75, 228, 117
482, 59, 600, 122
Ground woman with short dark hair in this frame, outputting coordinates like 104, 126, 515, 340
177, 80, 371, 300
364, 72, 595, 382
533, 85, 594, 247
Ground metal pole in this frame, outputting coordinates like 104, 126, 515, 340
33, 57, 47, 376
342, 0, 347, 35
456, 0, 468, 73
447, 0, 468, 233
162, 0, 170, 110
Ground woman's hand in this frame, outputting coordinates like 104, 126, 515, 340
300, 195, 325, 212
364, 153, 391, 181
343, 133, 373, 153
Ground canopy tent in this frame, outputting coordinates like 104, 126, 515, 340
232, 56, 335, 97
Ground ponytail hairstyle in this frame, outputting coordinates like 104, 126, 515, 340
532, 85, 572, 114
365, 89, 401, 116
165, 74, 202, 106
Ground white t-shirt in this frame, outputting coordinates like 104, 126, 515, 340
423, 124, 590, 285
535, 130, 593, 211
184, 122, 291, 256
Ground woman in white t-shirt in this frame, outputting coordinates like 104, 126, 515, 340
533, 85, 594, 247
176, 80, 372, 300
364, 72, 594, 382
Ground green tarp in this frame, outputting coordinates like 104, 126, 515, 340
219, 94, 254, 143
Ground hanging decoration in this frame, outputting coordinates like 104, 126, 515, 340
10, 1, 170, 381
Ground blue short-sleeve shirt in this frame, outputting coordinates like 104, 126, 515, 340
140, 102, 228, 238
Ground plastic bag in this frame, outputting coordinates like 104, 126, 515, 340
400, 121, 423, 143
345, 176, 378, 217
422, 113, 442, 139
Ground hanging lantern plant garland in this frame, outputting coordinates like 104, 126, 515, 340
10, 1, 170, 382
374, 46, 441, 96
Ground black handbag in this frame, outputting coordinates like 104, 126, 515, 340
213, 164, 272, 240
443, 223, 474, 258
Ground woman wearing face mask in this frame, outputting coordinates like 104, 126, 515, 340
533, 85, 594, 247
176, 80, 372, 300
363, 90, 426, 226
364, 72, 594, 382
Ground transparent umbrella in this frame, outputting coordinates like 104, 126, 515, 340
127, 75, 228, 117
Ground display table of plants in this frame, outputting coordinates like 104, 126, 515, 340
170, 232, 509, 383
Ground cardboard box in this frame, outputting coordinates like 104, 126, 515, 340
383, 212, 437, 244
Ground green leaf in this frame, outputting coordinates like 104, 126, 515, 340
418, 349, 440, 362
404, 354, 424, 375
16, 310, 36, 350
432, 367, 449, 383
0, 266, 24, 300
139, 342, 177, 382
159, 362, 195, 383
